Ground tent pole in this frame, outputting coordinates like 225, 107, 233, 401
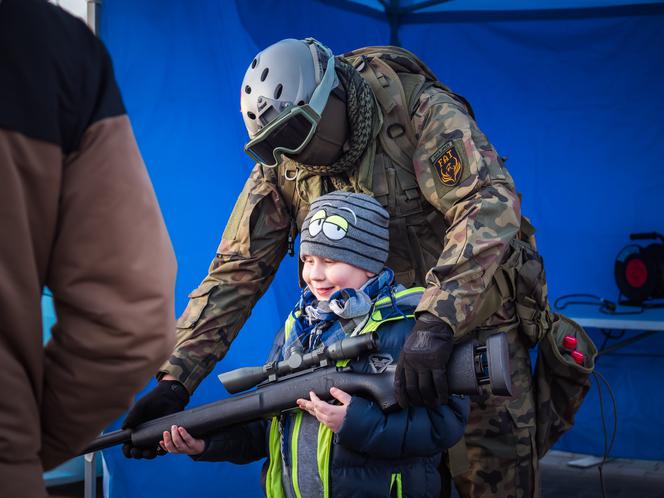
381, 0, 454, 46
87, 0, 101, 35
381, 0, 401, 46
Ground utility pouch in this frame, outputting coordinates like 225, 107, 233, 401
493, 219, 597, 457
494, 236, 552, 348
534, 313, 597, 458
514, 237, 552, 348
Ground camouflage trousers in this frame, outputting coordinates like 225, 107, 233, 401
443, 326, 540, 498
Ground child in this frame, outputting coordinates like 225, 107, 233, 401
160, 192, 469, 497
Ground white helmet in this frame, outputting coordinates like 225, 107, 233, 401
240, 38, 335, 138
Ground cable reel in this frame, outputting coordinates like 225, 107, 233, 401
614, 232, 664, 305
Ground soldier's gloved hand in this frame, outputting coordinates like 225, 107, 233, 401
121, 380, 190, 459
395, 312, 454, 408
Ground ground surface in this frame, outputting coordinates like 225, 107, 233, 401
47, 451, 664, 497
448, 451, 664, 498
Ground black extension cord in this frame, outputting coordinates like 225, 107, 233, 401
592, 370, 618, 498
554, 293, 645, 316
554, 294, 620, 497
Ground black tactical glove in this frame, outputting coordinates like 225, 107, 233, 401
121, 380, 190, 459
395, 312, 454, 408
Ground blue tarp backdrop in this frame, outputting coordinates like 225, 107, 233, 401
98, 1, 664, 496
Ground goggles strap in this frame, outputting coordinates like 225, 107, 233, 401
307, 41, 324, 85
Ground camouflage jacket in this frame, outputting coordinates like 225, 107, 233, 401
162, 77, 521, 393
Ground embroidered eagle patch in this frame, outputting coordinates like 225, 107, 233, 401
430, 141, 464, 187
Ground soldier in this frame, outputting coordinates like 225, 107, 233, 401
123, 38, 539, 498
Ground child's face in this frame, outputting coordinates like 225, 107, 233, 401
302, 255, 375, 301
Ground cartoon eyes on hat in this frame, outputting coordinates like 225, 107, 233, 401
323, 215, 348, 240
307, 210, 349, 240
308, 209, 326, 236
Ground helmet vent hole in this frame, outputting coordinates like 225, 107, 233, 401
245, 85, 251, 94
247, 111, 256, 120
260, 68, 269, 81
274, 84, 283, 100
251, 58, 258, 69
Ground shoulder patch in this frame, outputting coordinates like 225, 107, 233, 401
430, 140, 466, 187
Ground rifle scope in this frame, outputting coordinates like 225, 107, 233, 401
219, 333, 379, 394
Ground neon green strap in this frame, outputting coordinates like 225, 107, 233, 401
317, 425, 334, 498
373, 287, 425, 308
290, 411, 304, 498
390, 473, 403, 498
284, 313, 297, 340
336, 313, 414, 368
266, 418, 285, 498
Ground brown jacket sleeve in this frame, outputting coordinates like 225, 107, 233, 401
0, 0, 177, 488
40, 115, 177, 469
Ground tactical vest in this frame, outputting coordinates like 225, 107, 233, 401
274, 47, 478, 289
265, 287, 423, 498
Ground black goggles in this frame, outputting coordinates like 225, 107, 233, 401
244, 104, 319, 167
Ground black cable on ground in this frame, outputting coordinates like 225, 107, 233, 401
599, 329, 625, 351
593, 370, 618, 498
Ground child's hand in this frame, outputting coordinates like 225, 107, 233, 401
297, 387, 351, 433
159, 425, 205, 456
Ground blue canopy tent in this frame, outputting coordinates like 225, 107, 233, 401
95, 1, 664, 496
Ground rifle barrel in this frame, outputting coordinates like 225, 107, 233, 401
83, 428, 131, 454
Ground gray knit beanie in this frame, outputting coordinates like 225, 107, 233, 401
300, 191, 390, 274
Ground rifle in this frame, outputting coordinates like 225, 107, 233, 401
81, 332, 510, 454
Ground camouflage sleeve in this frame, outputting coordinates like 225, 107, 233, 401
411, 87, 521, 338
160, 163, 291, 392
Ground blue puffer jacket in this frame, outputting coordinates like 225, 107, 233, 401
194, 289, 469, 498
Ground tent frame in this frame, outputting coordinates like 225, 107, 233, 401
378, 0, 454, 45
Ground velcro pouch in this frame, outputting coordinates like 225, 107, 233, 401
534, 313, 597, 458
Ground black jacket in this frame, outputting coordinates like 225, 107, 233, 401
194, 297, 469, 497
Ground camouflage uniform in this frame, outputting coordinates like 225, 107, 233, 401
162, 54, 538, 498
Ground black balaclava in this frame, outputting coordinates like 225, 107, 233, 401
289, 87, 349, 166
